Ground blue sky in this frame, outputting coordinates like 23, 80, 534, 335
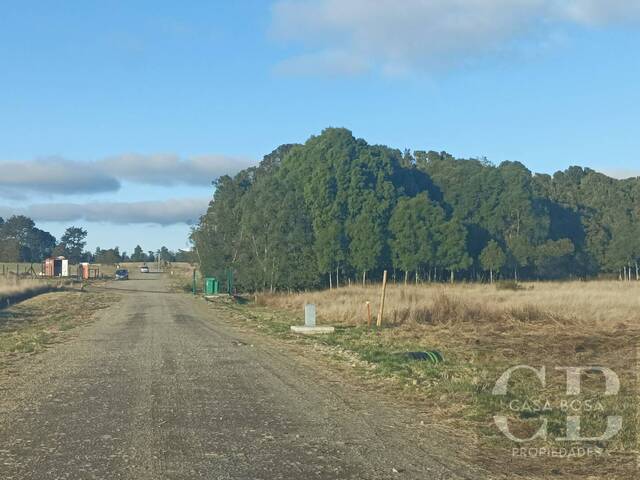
1, 1, 639, 253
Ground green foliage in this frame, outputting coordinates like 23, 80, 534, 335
348, 204, 383, 278
95, 247, 121, 265
131, 245, 145, 262
388, 193, 444, 277
58, 226, 87, 262
437, 219, 472, 279
480, 240, 506, 281
0, 215, 56, 262
480, 240, 506, 270
534, 239, 575, 279
192, 128, 640, 291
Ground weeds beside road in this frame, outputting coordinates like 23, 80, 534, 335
0, 290, 117, 360
0, 278, 69, 309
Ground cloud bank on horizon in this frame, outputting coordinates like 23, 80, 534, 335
271, 0, 640, 75
0, 154, 251, 197
0, 154, 249, 225
0, 198, 209, 226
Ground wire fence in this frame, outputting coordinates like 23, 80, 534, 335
0, 263, 45, 278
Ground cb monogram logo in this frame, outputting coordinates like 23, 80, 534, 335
492, 365, 622, 442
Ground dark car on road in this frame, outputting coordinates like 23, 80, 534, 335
115, 269, 129, 280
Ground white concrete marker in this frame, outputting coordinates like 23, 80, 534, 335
290, 303, 335, 335
305, 304, 316, 327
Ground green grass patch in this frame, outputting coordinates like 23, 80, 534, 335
223, 301, 476, 404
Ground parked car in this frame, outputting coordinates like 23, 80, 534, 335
140, 265, 149, 273
115, 269, 129, 280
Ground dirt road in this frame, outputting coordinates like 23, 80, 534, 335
0, 272, 483, 479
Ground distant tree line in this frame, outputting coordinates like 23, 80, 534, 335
0, 216, 193, 265
124, 245, 194, 264
193, 128, 640, 291
90, 245, 193, 265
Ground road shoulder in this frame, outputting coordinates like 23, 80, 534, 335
197, 296, 492, 479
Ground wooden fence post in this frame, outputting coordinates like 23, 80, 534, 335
376, 270, 388, 327
366, 302, 372, 327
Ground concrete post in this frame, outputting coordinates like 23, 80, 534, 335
305, 304, 316, 327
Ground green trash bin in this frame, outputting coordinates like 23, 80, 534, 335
204, 277, 219, 295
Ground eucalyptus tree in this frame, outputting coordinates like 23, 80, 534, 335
480, 240, 506, 283
389, 193, 445, 284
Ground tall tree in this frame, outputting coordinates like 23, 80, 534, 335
389, 193, 445, 283
131, 245, 145, 262
59, 226, 88, 262
480, 240, 506, 283
0, 215, 34, 242
348, 202, 384, 286
437, 219, 472, 283
28, 228, 56, 261
0, 215, 56, 261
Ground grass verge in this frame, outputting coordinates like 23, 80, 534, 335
0, 290, 118, 357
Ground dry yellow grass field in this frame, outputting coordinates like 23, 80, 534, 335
0, 277, 60, 302
256, 280, 640, 330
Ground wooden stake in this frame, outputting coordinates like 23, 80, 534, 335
366, 301, 372, 327
376, 270, 388, 327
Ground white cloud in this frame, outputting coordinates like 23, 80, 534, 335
0, 198, 209, 225
98, 154, 251, 187
271, 0, 640, 75
0, 154, 251, 197
0, 157, 120, 197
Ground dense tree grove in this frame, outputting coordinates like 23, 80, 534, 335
0, 215, 56, 262
193, 128, 640, 291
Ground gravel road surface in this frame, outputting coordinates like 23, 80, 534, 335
0, 272, 483, 479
